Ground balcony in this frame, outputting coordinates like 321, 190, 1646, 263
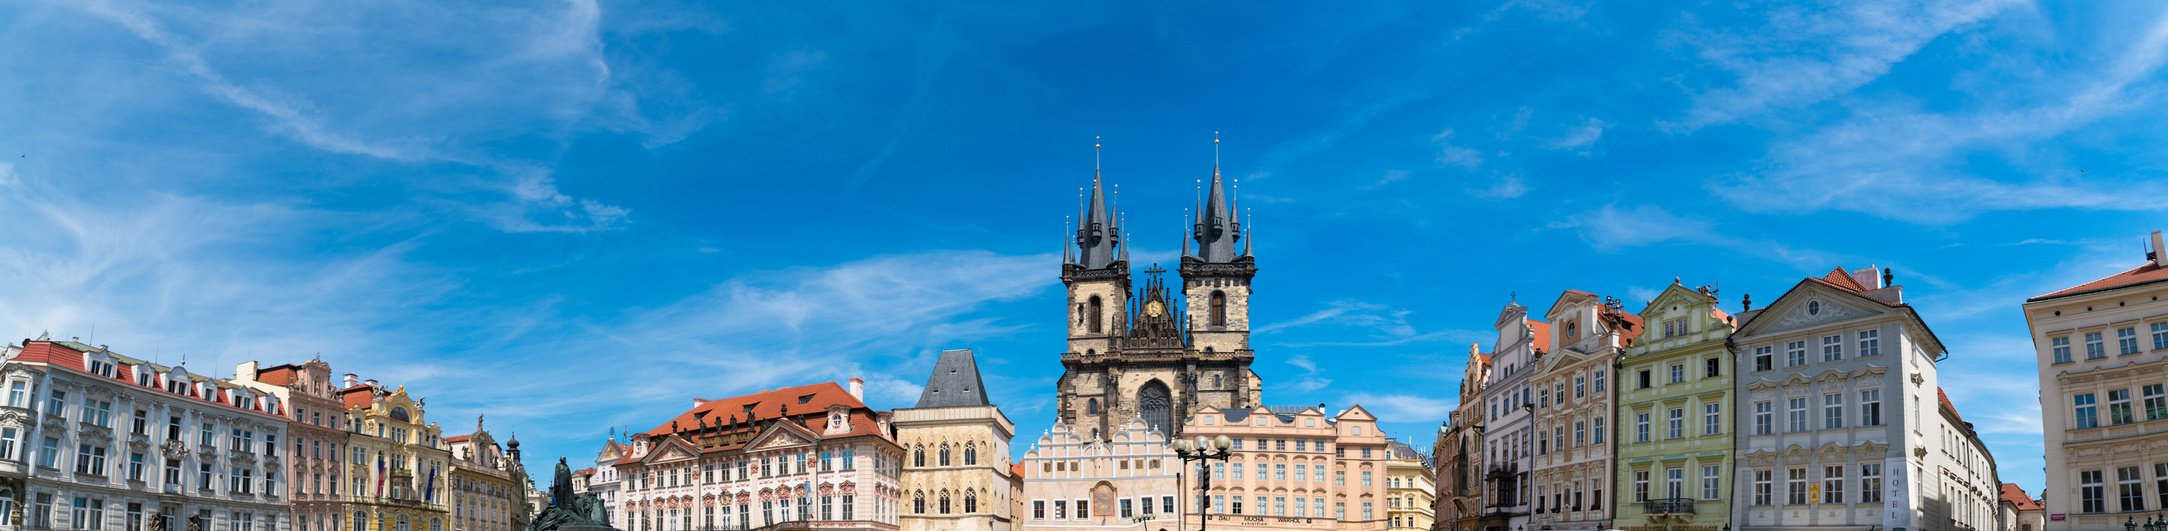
1643, 498, 1695, 515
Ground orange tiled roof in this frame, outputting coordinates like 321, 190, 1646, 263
1819, 267, 1867, 293
340, 384, 378, 409
1938, 388, 1961, 423
1610, 308, 1646, 343
1011, 462, 1025, 479
626, 382, 889, 461
445, 434, 473, 444
14, 341, 284, 418
2031, 262, 2168, 301
256, 364, 299, 386
1528, 320, 1551, 352
2000, 483, 2042, 510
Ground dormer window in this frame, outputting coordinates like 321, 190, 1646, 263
167, 378, 189, 395
87, 358, 117, 378
134, 367, 151, 387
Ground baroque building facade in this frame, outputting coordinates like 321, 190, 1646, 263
1180, 404, 1391, 531
339, 377, 452, 531
1729, 266, 1999, 531
236, 359, 351, 531
1529, 291, 1638, 531
616, 381, 903, 531
1610, 282, 1736, 531
1475, 302, 1547, 531
895, 349, 1019, 531
2024, 231, 2168, 530
4, 338, 292, 531
1386, 441, 1435, 531
1055, 153, 1263, 441
443, 417, 528, 531
1019, 419, 1180, 531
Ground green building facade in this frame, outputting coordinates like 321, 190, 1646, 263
1611, 282, 1738, 531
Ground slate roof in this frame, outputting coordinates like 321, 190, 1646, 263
916, 349, 991, 408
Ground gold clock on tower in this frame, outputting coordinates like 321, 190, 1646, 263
1144, 300, 1165, 317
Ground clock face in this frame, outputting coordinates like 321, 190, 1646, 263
1145, 300, 1164, 317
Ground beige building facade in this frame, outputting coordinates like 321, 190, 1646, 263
1530, 291, 1638, 531
2024, 231, 2168, 530
1386, 441, 1435, 531
1181, 404, 1391, 531
897, 349, 1020, 531
237, 359, 351, 531
1020, 419, 1181, 531
339, 378, 453, 531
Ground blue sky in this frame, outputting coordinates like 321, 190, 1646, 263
5, 0, 2167, 494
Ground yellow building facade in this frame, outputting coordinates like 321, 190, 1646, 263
1386, 441, 1436, 531
340, 377, 452, 531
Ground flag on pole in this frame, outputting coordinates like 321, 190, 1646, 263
425, 465, 438, 502
375, 454, 387, 497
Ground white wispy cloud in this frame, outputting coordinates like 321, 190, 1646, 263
1551, 203, 1845, 269
1343, 392, 1455, 423
1667, 0, 2027, 130
1284, 355, 1332, 393
1709, 4, 2168, 223
1547, 117, 1610, 154
1431, 130, 1484, 170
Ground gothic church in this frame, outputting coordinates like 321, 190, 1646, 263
1056, 145, 1263, 440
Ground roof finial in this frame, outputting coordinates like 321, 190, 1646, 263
1094, 135, 1102, 173
1213, 130, 1222, 171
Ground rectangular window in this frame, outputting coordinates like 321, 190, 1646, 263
38, 436, 59, 468
2120, 327, 2142, 355
1574, 422, 1586, 447
1669, 364, 1684, 384
1634, 471, 1649, 502
46, 390, 66, 418
1788, 397, 1808, 432
1822, 334, 1843, 361
1705, 357, 1721, 378
84, 399, 113, 427
2154, 464, 2168, 510
1786, 341, 1807, 367
0, 427, 14, 461
129, 452, 145, 481
1755, 346, 1773, 371
1666, 467, 1685, 499
1861, 390, 1882, 426
1753, 470, 1773, 506
1594, 370, 1606, 392
2087, 331, 2107, 360
1638, 370, 1651, 390
1594, 416, 1606, 443
2083, 470, 2107, 513
1232, 463, 1242, 480
2053, 336, 2074, 364
1823, 466, 1845, 504
1702, 465, 1721, 500
1862, 464, 1883, 503
1858, 329, 1881, 356
2121, 466, 2147, 512
1704, 403, 1722, 435
2152, 322, 2168, 351
2111, 389, 2136, 425
2077, 393, 2100, 429
1824, 393, 1845, 429
1635, 413, 1650, 443
1787, 468, 1808, 505
1575, 375, 1586, 398
1754, 402, 1773, 435
2147, 385, 2168, 421
75, 444, 108, 476
1666, 408, 1683, 439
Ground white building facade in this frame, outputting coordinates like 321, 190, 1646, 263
4, 337, 291, 531
1730, 267, 1999, 531
1476, 302, 1546, 531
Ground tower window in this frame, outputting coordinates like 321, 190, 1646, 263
1209, 291, 1228, 327
1088, 296, 1104, 334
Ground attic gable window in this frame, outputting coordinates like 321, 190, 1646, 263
134, 367, 151, 387
87, 358, 117, 378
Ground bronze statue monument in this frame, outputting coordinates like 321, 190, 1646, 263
524, 457, 616, 531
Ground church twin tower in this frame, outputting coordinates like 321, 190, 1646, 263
1055, 139, 1265, 440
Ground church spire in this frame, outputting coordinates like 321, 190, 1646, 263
1192, 132, 1241, 263
1075, 139, 1121, 270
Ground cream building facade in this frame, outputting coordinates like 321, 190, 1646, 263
1530, 291, 1638, 531
1611, 282, 1736, 531
1730, 266, 1999, 531
2023, 231, 2168, 531
896, 349, 1020, 531
1181, 404, 1391, 531
339, 377, 452, 531
616, 381, 903, 531
1386, 441, 1435, 531
1477, 302, 1547, 531
444, 418, 527, 531
1020, 419, 1180, 531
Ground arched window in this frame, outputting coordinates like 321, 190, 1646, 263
1209, 290, 1227, 326
1087, 398, 1099, 415
1138, 380, 1174, 437
1211, 373, 1222, 390
964, 443, 977, 466
938, 444, 951, 467
912, 446, 924, 468
913, 492, 925, 514
939, 491, 952, 514
397, 515, 411, 531
1087, 296, 1104, 333
965, 490, 979, 513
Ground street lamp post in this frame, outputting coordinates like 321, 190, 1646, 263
1174, 435, 1235, 531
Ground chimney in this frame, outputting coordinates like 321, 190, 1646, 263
235, 361, 259, 382
364, 379, 379, 388
848, 377, 864, 401
2153, 231, 2166, 268
343, 373, 358, 388
1852, 266, 1883, 290
693, 397, 710, 408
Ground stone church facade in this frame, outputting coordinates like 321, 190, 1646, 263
1056, 151, 1264, 441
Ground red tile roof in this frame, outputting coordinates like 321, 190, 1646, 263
445, 434, 473, 444
2031, 262, 2168, 301
575, 467, 597, 476
644, 382, 868, 437
1819, 267, 1867, 293
256, 364, 299, 386
1011, 461, 1025, 479
13, 341, 284, 419
2000, 483, 2042, 510
1528, 320, 1551, 352
1938, 388, 1962, 423
341, 385, 378, 409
